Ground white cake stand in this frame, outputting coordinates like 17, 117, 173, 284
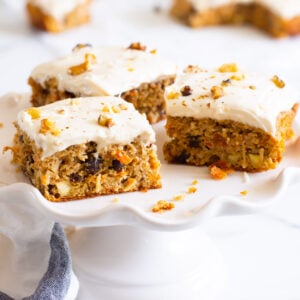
1, 93, 300, 300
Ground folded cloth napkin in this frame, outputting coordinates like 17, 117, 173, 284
0, 187, 79, 300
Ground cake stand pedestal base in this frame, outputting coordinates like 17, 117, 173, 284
69, 225, 225, 300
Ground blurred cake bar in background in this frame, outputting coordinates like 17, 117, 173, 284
12, 96, 161, 202
26, 0, 92, 33
28, 43, 177, 124
163, 64, 299, 172
170, 0, 300, 37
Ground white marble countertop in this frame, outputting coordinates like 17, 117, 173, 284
1, 0, 300, 299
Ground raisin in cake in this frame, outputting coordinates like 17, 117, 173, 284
171, 0, 300, 37
28, 43, 177, 124
163, 64, 299, 172
26, 0, 92, 33
12, 96, 161, 202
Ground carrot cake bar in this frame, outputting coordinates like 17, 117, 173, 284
163, 64, 299, 172
12, 96, 161, 202
170, 0, 300, 37
26, 0, 92, 33
28, 43, 177, 124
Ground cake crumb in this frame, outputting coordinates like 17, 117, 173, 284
112, 197, 119, 203
218, 63, 238, 73
128, 42, 146, 51
209, 165, 228, 180
240, 190, 249, 196
173, 194, 185, 201
152, 200, 175, 213
271, 75, 285, 88
188, 186, 197, 193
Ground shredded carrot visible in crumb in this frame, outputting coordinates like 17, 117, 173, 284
26, 107, 41, 119
114, 149, 131, 164
188, 186, 197, 194
152, 200, 175, 213
173, 194, 185, 201
240, 190, 249, 196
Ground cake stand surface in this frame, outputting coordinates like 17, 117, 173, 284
1, 93, 300, 299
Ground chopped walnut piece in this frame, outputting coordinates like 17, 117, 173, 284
184, 65, 204, 74
26, 107, 41, 120
98, 115, 115, 128
68, 53, 97, 76
271, 75, 285, 88
181, 85, 193, 96
249, 85, 256, 90
211, 86, 224, 100
102, 105, 110, 113
240, 190, 249, 196
57, 109, 65, 114
150, 49, 157, 54
188, 186, 197, 193
72, 43, 92, 52
192, 179, 198, 185
218, 63, 238, 73
112, 106, 121, 113
128, 42, 147, 51
152, 200, 175, 213
39, 119, 61, 136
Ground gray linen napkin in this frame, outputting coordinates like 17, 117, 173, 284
0, 223, 74, 300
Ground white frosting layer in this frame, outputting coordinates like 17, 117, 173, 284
188, 0, 300, 19
17, 96, 156, 159
28, 0, 87, 20
165, 67, 299, 136
30, 45, 177, 96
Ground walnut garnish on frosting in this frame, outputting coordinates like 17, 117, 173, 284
211, 86, 224, 100
26, 107, 41, 120
173, 194, 185, 201
72, 43, 92, 52
249, 85, 256, 90
167, 91, 180, 100
152, 200, 175, 213
68, 53, 97, 76
127, 42, 146, 51
218, 63, 238, 73
188, 186, 197, 194
180, 85, 193, 96
98, 114, 115, 128
39, 119, 61, 136
230, 73, 245, 81
271, 75, 285, 88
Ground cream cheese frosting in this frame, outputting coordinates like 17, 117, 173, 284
17, 96, 156, 159
188, 0, 300, 19
28, 0, 87, 20
165, 65, 299, 137
30, 45, 177, 97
